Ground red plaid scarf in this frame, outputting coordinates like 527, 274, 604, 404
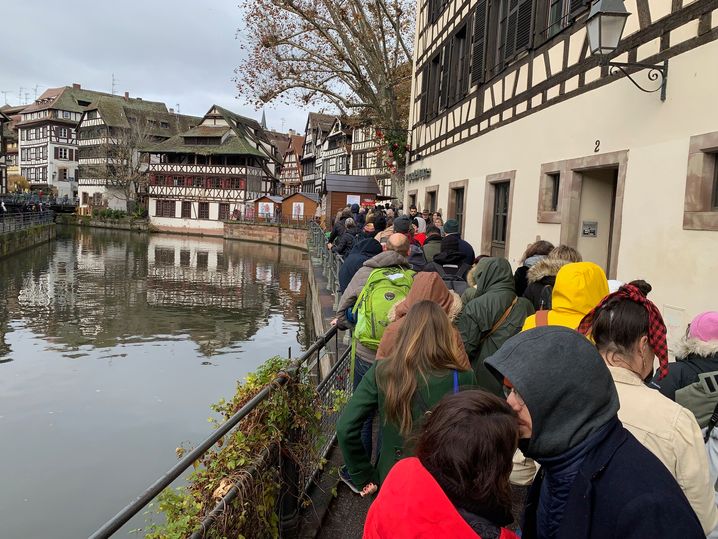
578, 284, 669, 380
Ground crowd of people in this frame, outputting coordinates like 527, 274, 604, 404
322, 202, 718, 538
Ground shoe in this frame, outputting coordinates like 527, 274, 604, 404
338, 465, 362, 495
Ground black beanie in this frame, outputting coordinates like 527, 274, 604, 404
485, 326, 619, 459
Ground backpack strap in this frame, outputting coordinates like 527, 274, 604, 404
535, 309, 549, 327
433, 264, 448, 278
456, 263, 471, 279
453, 370, 459, 394
705, 401, 718, 443
480, 297, 518, 344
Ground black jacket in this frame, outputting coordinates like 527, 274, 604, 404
522, 419, 703, 539
332, 228, 358, 257
328, 217, 347, 244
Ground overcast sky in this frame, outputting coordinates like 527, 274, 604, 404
2, 0, 313, 133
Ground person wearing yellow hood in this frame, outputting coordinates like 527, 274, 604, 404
522, 261, 609, 330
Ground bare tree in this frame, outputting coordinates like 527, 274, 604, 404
236, 0, 415, 131
101, 121, 155, 213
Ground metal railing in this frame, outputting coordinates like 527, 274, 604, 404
309, 221, 344, 308
90, 226, 351, 538
0, 211, 55, 235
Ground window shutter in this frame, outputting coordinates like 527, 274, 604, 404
471, 0, 488, 86
440, 44, 451, 109
515, 0, 534, 51
54, 147, 59, 159
505, 3, 519, 59
533, 0, 549, 44
420, 65, 429, 122
461, 23, 472, 99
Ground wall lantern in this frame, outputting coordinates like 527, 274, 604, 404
586, 0, 668, 101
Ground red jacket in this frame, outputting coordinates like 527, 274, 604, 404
363, 457, 518, 539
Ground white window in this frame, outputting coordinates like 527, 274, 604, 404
59, 128, 68, 138
58, 148, 69, 159
63, 111, 70, 119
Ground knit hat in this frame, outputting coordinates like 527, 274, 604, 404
444, 219, 459, 234
689, 312, 718, 342
393, 215, 412, 234
485, 326, 619, 459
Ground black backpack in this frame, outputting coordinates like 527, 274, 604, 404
538, 284, 553, 310
433, 263, 470, 296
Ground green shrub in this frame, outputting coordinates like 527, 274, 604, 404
145, 356, 324, 539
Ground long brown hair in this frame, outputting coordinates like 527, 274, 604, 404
377, 300, 469, 436
416, 391, 518, 519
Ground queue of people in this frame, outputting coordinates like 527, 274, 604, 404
323, 207, 718, 538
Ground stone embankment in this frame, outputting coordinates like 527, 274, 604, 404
54, 213, 150, 232
224, 221, 308, 249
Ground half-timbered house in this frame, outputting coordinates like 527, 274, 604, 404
300, 112, 336, 193
322, 118, 352, 178
0, 110, 10, 193
16, 84, 115, 199
143, 105, 280, 235
279, 134, 305, 195
405, 0, 718, 328
351, 125, 392, 198
0, 105, 25, 184
76, 94, 199, 211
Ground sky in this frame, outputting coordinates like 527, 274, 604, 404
2, 0, 313, 133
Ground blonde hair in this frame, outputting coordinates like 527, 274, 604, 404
549, 244, 582, 263
377, 301, 469, 436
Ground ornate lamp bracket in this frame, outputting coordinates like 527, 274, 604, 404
606, 59, 669, 101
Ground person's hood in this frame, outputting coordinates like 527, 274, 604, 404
472, 257, 515, 296
527, 257, 569, 284
353, 238, 383, 257
466, 257, 493, 288
414, 216, 427, 233
389, 272, 462, 322
363, 457, 484, 539
485, 326, 619, 459
433, 250, 467, 266
674, 337, 718, 359
523, 254, 545, 268
363, 250, 410, 269
351, 203, 360, 213
551, 262, 608, 318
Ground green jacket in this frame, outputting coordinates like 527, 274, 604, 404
422, 235, 442, 262
336, 362, 477, 489
457, 258, 534, 396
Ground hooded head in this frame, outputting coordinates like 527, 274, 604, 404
551, 262, 609, 321
390, 272, 462, 322
358, 238, 383, 257
675, 311, 718, 359
433, 234, 465, 266
351, 203, 360, 213
412, 216, 427, 233
485, 326, 619, 459
470, 257, 515, 297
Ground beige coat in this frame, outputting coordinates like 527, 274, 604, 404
610, 366, 718, 535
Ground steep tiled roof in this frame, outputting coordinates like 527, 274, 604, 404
307, 112, 337, 132
144, 132, 266, 157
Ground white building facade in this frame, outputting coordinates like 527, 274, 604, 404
405, 0, 718, 340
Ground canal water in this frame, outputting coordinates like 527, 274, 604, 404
0, 226, 311, 538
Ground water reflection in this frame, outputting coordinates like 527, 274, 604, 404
0, 226, 310, 538
0, 227, 310, 359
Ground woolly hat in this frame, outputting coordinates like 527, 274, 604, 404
393, 215, 412, 234
689, 311, 718, 342
444, 219, 460, 234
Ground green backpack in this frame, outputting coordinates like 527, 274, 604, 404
352, 266, 415, 350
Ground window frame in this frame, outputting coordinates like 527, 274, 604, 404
198, 201, 210, 220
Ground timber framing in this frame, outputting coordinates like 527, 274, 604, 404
410, 0, 718, 159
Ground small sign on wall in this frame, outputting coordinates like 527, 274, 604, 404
582, 221, 598, 237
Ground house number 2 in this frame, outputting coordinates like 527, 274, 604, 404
594, 140, 601, 153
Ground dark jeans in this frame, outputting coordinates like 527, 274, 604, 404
353, 355, 374, 458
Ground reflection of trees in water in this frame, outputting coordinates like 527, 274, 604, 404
0, 226, 310, 358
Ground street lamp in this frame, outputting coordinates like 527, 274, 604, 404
586, 0, 668, 101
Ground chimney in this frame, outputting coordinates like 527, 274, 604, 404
169, 108, 175, 114
72, 83, 81, 89
288, 129, 296, 136
124, 91, 129, 100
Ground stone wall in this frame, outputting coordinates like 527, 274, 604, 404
55, 213, 150, 232
0, 223, 56, 259
224, 222, 308, 249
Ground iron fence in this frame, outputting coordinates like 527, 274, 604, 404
309, 221, 344, 308
90, 308, 351, 539
0, 211, 55, 235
